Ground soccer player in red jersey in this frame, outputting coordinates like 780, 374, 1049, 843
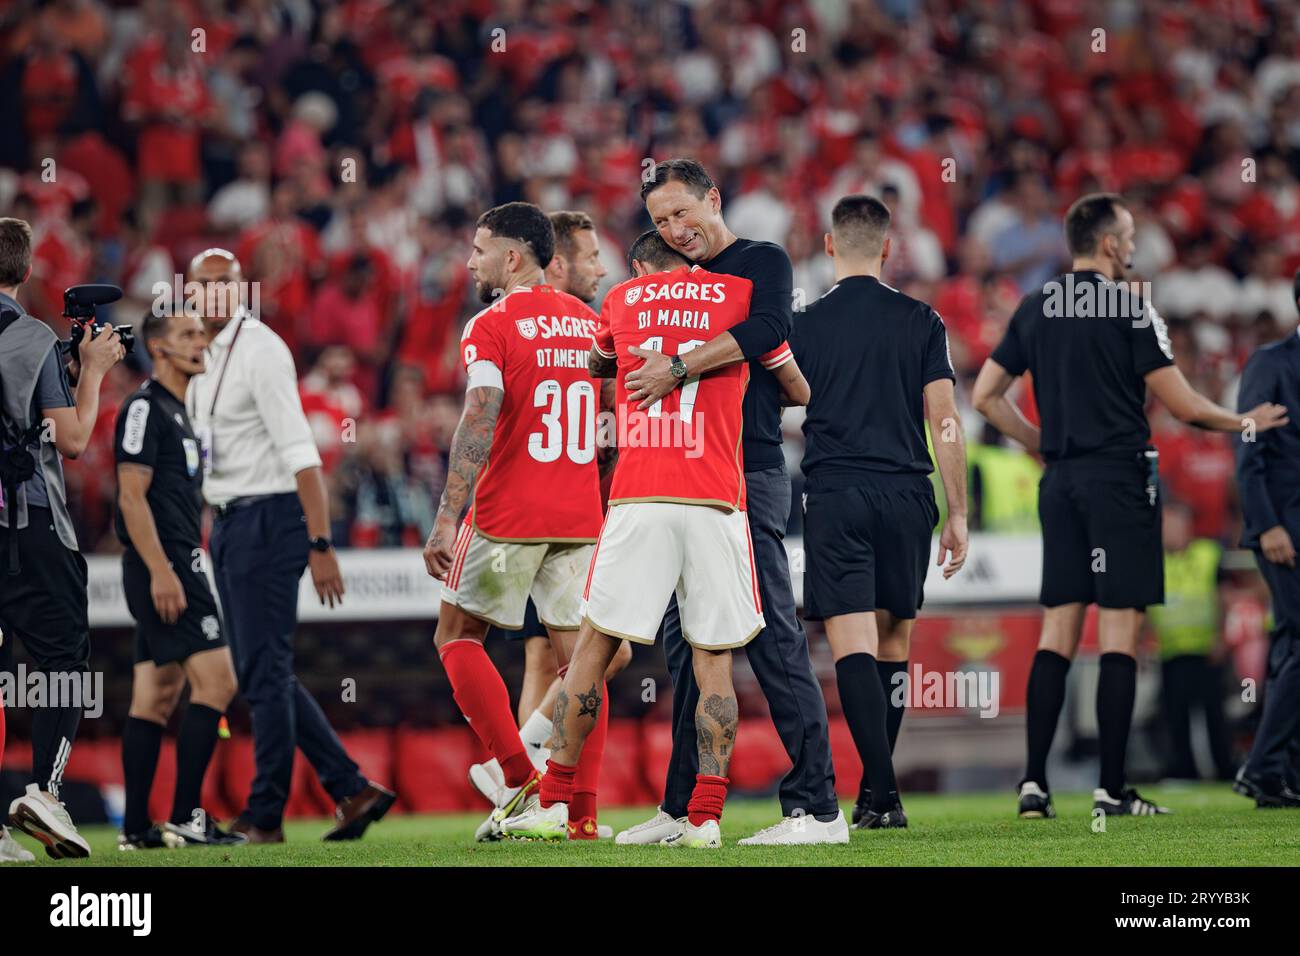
423, 203, 608, 841
501, 232, 808, 847
466, 212, 633, 833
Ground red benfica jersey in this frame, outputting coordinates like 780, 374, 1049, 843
594, 266, 792, 511
460, 284, 604, 542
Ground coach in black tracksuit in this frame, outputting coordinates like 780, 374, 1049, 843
973, 192, 1289, 819
625, 159, 840, 841
791, 194, 969, 829
1234, 317, 1300, 807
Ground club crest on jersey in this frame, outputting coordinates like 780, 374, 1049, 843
624, 284, 643, 306
516, 318, 538, 339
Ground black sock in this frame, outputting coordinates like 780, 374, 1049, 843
1097, 652, 1137, 799
122, 716, 164, 835
878, 659, 908, 753
860, 660, 909, 796
171, 704, 223, 825
836, 653, 898, 811
1024, 650, 1071, 790
31, 698, 83, 798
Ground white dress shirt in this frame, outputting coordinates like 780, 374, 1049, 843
187, 310, 322, 507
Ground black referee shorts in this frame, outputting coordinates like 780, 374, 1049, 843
803, 474, 938, 621
123, 542, 226, 666
1038, 455, 1164, 610
490, 597, 545, 642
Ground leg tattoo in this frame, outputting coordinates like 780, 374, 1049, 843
697, 693, 738, 777
576, 683, 602, 720
551, 690, 569, 752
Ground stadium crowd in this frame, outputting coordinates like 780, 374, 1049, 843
1, 0, 1298, 552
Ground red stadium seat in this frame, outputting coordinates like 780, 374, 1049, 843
597, 718, 651, 808
147, 740, 176, 823
290, 753, 334, 818
828, 718, 863, 799
640, 720, 673, 804
727, 717, 789, 794
64, 737, 122, 789
220, 735, 255, 816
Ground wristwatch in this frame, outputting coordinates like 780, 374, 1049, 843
669, 355, 689, 380
308, 536, 333, 553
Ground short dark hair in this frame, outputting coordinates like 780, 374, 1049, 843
476, 201, 555, 269
1064, 192, 1126, 257
640, 158, 716, 203
627, 230, 689, 273
0, 217, 33, 287
549, 210, 595, 261
831, 194, 891, 256
142, 309, 174, 351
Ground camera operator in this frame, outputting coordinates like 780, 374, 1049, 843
0, 217, 124, 859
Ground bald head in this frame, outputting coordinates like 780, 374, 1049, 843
186, 247, 245, 331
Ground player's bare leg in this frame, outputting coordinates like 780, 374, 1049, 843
119, 661, 185, 849
1019, 602, 1087, 818
663, 646, 737, 848
826, 612, 905, 828
518, 636, 557, 726
1093, 608, 1167, 815
500, 622, 620, 840
435, 602, 542, 840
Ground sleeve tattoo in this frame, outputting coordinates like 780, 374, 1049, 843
436, 386, 503, 523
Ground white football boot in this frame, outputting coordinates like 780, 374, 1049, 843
473, 774, 539, 842
8, 784, 91, 859
737, 810, 850, 846
468, 760, 510, 807
662, 818, 722, 848
615, 807, 685, 845
0, 826, 35, 863
500, 794, 568, 841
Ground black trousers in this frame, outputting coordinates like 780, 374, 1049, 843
210, 493, 364, 829
661, 465, 838, 818
1246, 550, 1300, 787
0, 506, 90, 794
1160, 655, 1234, 780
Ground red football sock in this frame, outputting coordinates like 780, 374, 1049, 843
438, 639, 533, 787
540, 758, 576, 808
687, 774, 730, 826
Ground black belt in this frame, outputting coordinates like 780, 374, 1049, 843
212, 494, 284, 521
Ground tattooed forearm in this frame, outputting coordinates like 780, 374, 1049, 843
589, 350, 617, 379
575, 683, 602, 719
696, 693, 738, 777
436, 386, 503, 523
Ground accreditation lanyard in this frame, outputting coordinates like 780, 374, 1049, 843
190, 314, 246, 477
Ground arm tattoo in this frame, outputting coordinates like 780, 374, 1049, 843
589, 350, 617, 379
436, 386, 503, 523
696, 693, 738, 777
575, 683, 602, 720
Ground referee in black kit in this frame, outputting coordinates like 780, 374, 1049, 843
792, 195, 969, 829
972, 193, 1289, 819
115, 309, 244, 849
620, 159, 844, 845
1232, 278, 1300, 808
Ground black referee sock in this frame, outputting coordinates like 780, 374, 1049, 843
836, 653, 898, 811
1024, 650, 1071, 790
171, 704, 223, 826
1097, 652, 1137, 800
122, 716, 164, 836
860, 660, 909, 796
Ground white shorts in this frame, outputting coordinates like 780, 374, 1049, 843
582, 502, 764, 650
442, 522, 594, 630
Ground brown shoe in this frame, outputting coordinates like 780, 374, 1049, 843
229, 818, 284, 844
322, 782, 396, 841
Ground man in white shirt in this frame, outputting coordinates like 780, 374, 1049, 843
186, 248, 394, 843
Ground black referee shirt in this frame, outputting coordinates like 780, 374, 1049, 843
699, 238, 793, 472
791, 274, 956, 488
114, 380, 204, 550
990, 270, 1175, 462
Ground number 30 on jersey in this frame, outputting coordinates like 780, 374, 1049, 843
529, 379, 596, 464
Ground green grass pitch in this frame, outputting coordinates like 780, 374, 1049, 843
12, 783, 1299, 866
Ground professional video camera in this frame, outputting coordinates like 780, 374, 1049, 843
62, 284, 135, 365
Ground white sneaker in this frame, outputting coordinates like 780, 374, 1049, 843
737, 810, 851, 846
662, 818, 721, 848
8, 784, 91, 859
468, 760, 510, 807
597, 824, 613, 839
615, 807, 684, 845
0, 826, 35, 863
499, 795, 568, 841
